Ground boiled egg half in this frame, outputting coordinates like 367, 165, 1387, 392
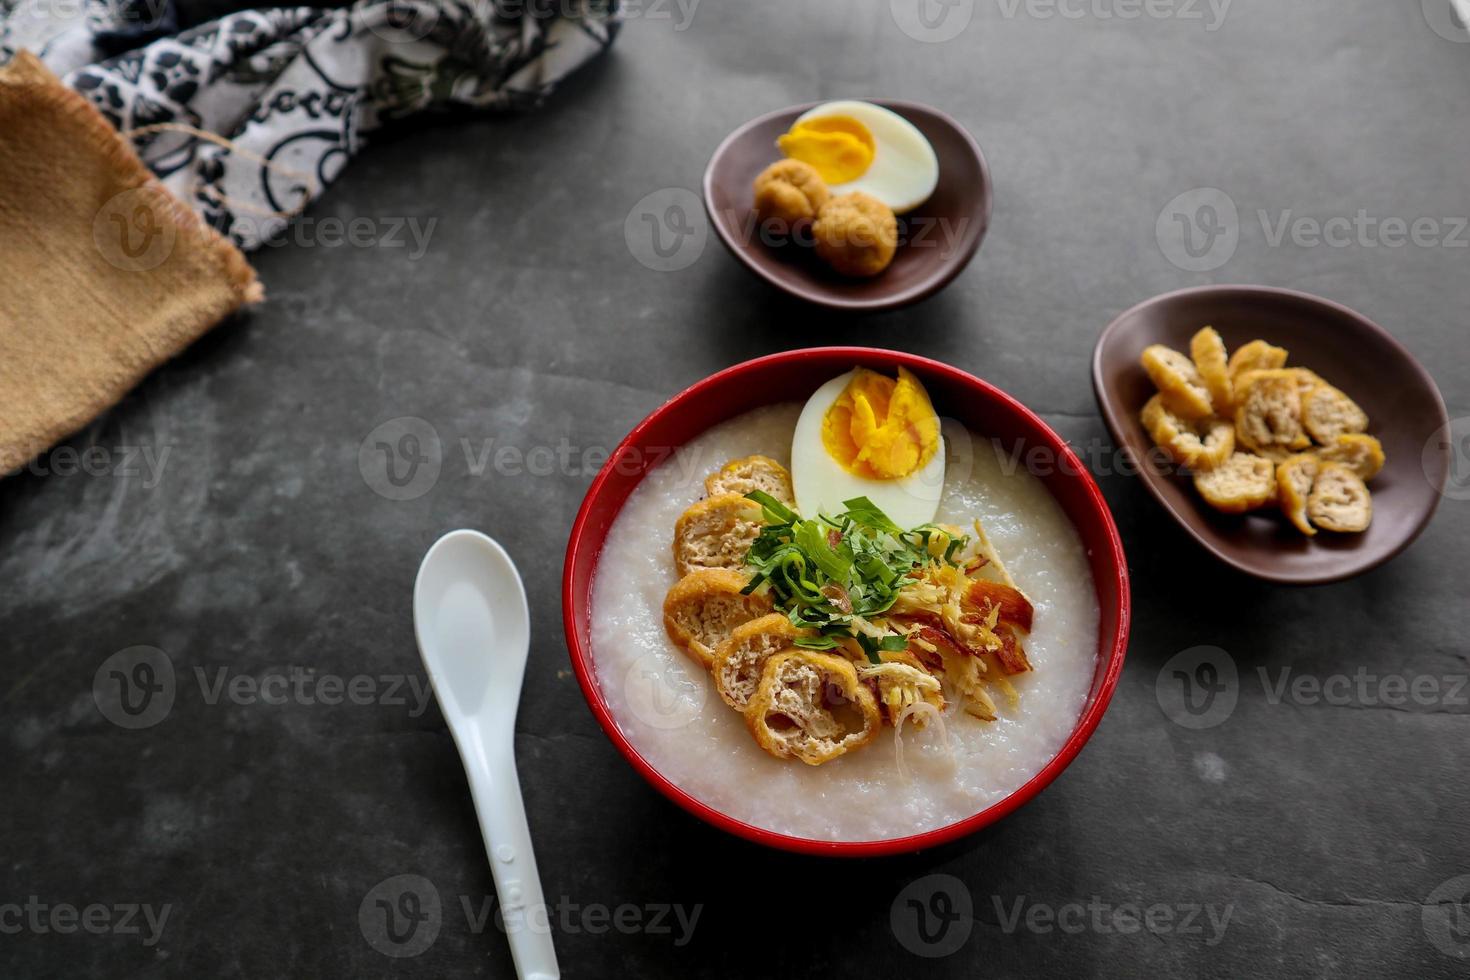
791, 367, 946, 528
777, 101, 939, 214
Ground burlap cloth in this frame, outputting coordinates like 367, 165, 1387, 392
0, 51, 261, 475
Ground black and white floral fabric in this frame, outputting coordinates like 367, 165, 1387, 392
2, 0, 617, 248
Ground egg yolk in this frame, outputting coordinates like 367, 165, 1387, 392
821, 367, 940, 480
777, 115, 875, 184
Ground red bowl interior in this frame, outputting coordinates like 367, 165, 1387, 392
562, 348, 1131, 856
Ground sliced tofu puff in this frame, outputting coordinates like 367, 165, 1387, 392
1302, 383, 1370, 445
1307, 462, 1373, 533
1276, 454, 1321, 536
1189, 326, 1234, 412
1317, 433, 1385, 481
1141, 333, 1377, 534
710, 613, 805, 711
1226, 339, 1288, 386
1141, 344, 1214, 419
1141, 394, 1234, 470
662, 569, 773, 669
672, 493, 764, 577
1234, 372, 1312, 460
1194, 452, 1278, 513
704, 455, 795, 505
744, 649, 881, 766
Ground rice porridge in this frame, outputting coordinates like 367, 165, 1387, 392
590, 403, 1099, 841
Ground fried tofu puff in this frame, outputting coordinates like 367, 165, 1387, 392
1307, 462, 1373, 533
710, 613, 805, 711
1141, 394, 1234, 470
662, 569, 772, 669
745, 650, 880, 765
703, 455, 795, 506
1193, 452, 1278, 513
812, 191, 898, 277
1276, 453, 1321, 536
672, 493, 764, 577
1141, 344, 1215, 419
753, 159, 829, 228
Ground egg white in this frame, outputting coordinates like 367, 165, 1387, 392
791, 371, 946, 529
795, 101, 939, 215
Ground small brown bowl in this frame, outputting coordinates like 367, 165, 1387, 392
702, 100, 991, 313
1093, 285, 1451, 585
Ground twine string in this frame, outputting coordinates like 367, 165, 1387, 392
123, 122, 319, 223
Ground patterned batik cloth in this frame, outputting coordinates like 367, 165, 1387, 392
1, 0, 618, 249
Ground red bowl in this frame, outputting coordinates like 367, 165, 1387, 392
563, 348, 1131, 856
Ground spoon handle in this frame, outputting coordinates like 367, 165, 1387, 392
465, 729, 559, 980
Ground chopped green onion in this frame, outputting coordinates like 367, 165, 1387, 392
743, 496, 969, 662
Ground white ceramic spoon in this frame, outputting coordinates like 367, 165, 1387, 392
413, 529, 558, 980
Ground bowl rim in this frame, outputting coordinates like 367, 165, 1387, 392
701, 99, 993, 313
1091, 283, 1451, 586
562, 347, 1131, 857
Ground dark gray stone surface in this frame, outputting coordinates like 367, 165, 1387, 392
4, 2, 1469, 976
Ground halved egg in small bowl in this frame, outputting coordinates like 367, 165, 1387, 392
703, 100, 992, 312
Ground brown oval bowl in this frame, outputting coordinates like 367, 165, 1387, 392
1093, 285, 1451, 585
702, 100, 991, 313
